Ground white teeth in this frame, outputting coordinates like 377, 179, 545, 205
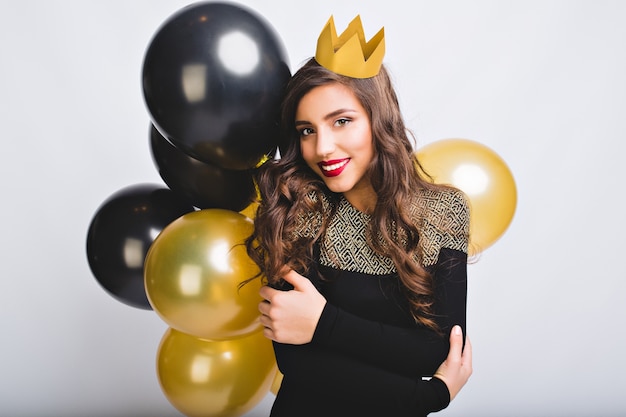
321, 160, 348, 171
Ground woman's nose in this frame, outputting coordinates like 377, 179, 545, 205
316, 129, 336, 157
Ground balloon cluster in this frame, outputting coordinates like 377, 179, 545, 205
86, 2, 289, 416
85, 3, 517, 414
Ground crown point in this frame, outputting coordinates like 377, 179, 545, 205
315, 15, 385, 79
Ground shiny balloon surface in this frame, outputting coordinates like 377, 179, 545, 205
157, 328, 277, 417
150, 124, 256, 211
142, 2, 291, 170
86, 184, 195, 309
144, 209, 263, 339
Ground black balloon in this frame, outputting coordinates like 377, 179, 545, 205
142, 2, 291, 170
150, 124, 257, 212
86, 184, 195, 310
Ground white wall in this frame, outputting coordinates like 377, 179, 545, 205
1, 1, 625, 416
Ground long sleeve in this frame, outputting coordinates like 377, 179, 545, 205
311, 247, 467, 376
272, 340, 451, 416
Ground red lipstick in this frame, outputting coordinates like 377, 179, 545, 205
318, 158, 349, 177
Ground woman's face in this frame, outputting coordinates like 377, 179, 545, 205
295, 82, 376, 210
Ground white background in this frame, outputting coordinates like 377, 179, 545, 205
1, 1, 625, 416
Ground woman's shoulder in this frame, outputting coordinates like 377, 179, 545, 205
412, 186, 470, 224
411, 186, 470, 264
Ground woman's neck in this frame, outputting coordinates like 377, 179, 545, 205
343, 185, 377, 215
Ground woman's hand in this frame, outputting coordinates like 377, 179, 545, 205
258, 269, 327, 344
433, 325, 473, 401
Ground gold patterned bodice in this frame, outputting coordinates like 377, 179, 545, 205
295, 188, 470, 273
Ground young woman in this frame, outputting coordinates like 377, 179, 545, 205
245, 52, 472, 416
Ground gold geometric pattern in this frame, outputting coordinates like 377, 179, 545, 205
321, 198, 396, 274
294, 188, 470, 273
411, 187, 470, 267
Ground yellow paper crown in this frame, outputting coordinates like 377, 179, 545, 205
315, 15, 385, 79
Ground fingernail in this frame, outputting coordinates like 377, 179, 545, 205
454, 325, 462, 335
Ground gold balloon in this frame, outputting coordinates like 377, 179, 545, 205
157, 328, 277, 417
270, 369, 283, 395
145, 209, 263, 340
239, 200, 258, 221
416, 138, 517, 255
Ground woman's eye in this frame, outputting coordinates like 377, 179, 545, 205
299, 127, 314, 136
335, 118, 351, 127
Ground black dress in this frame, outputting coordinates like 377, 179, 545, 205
271, 188, 470, 417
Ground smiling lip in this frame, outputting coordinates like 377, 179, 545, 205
318, 158, 349, 177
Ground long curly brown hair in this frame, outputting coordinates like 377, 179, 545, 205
245, 58, 448, 331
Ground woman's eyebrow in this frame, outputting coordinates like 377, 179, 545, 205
295, 108, 357, 127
